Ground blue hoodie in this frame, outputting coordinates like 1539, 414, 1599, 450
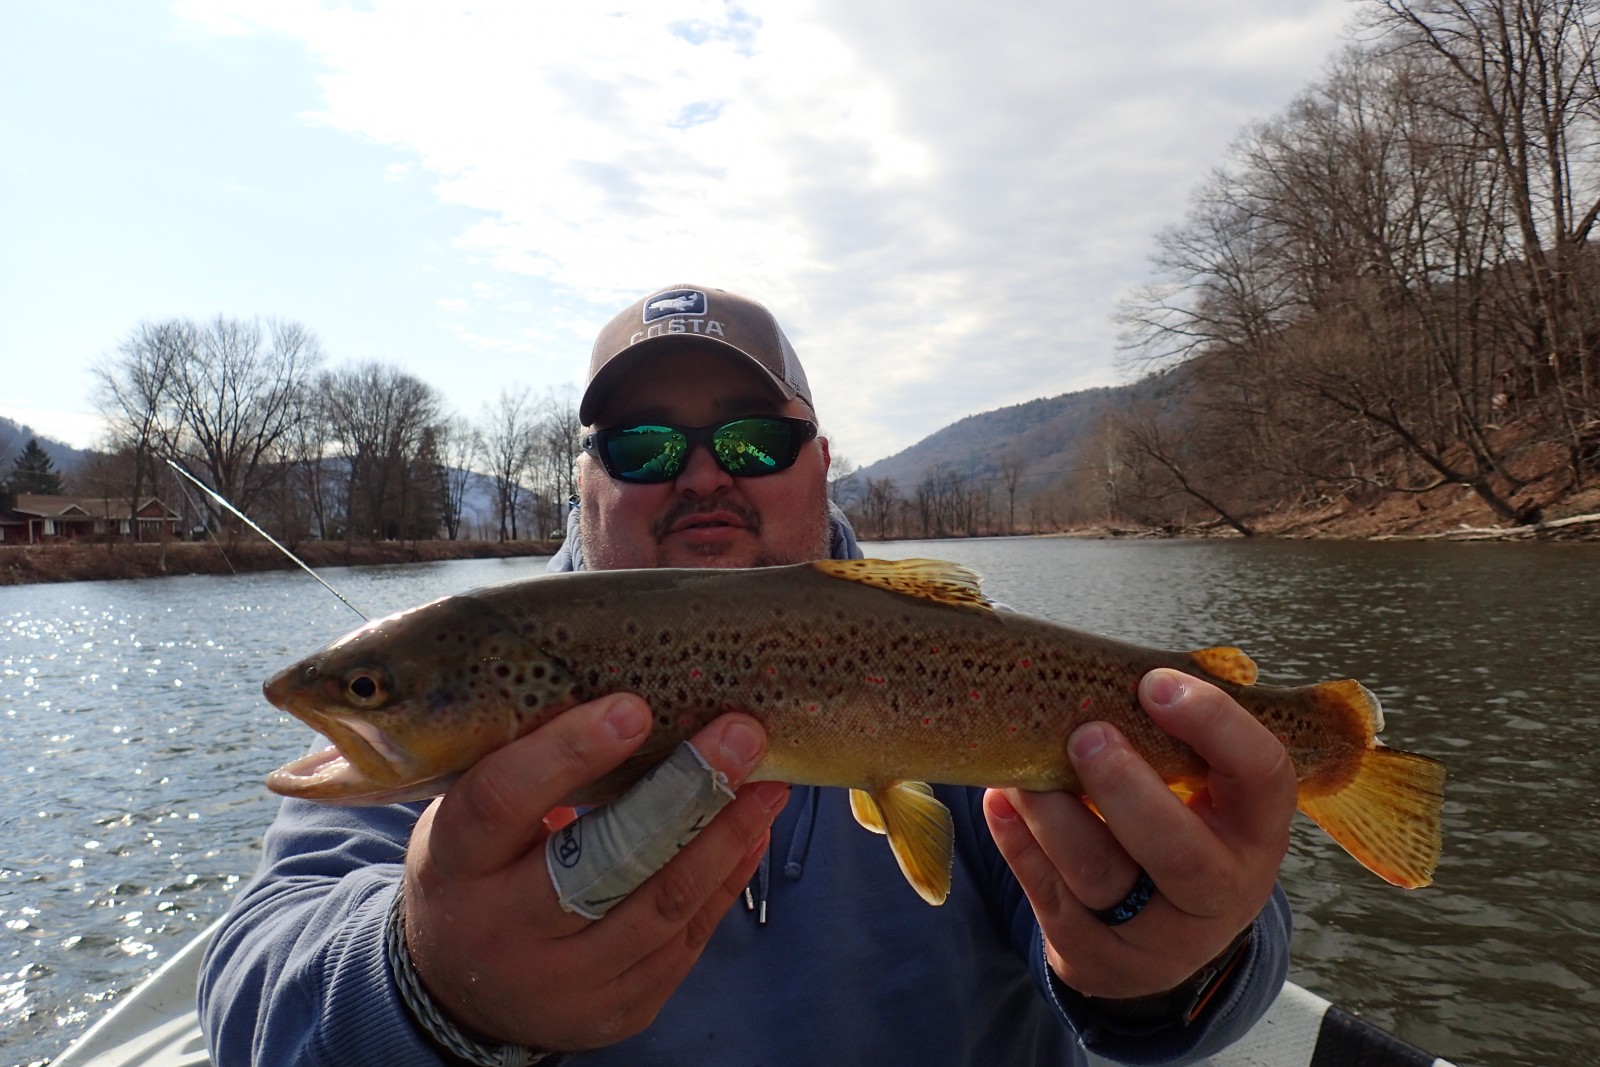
199, 505, 1290, 1067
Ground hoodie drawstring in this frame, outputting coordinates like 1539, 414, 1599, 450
745, 785, 821, 924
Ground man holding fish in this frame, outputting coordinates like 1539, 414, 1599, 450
200, 284, 1310, 1066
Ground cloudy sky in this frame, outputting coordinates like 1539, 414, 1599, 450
2, 0, 1356, 468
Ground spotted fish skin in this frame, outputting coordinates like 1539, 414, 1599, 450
263, 558, 1445, 898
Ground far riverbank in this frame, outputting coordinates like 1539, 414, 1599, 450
0, 538, 561, 586
9, 477, 1600, 586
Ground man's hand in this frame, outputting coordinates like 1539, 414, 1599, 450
983, 668, 1296, 1000
400, 694, 789, 1051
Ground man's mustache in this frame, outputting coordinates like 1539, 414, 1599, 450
651, 498, 763, 541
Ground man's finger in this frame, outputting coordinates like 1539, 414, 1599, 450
580, 779, 788, 970
545, 742, 737, 919
1138, 669, 1297, 846
524, 713, 778, 938
1064, 716, 1236, 916
430, 694, 652, 877
994, 783, 1145, 917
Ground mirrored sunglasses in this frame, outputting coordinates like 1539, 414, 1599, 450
581, 416, 818, 483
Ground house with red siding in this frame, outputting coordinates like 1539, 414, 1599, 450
0, 495, 182, 544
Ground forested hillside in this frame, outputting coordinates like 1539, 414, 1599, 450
0, 417, 92, 477
845, 0, 1600, 542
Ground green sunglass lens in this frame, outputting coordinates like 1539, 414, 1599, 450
712, 419, 791, 475
609, 425, 687, 480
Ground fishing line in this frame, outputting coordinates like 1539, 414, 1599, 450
164, 458, 369, 621
168, 475, 239, 576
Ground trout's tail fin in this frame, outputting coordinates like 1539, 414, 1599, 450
1298, 746, 1445, 889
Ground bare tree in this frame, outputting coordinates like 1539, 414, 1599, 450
320, 363, 443, 540
827, 454, 860, 509
435, 415, 482, 541
526, 391, 582, 539
997, 451, 1027, 533
480, 389, 536, 541
92, 316, 322, 539
93, 321, 189, 532
1372, 0, 1600, 439
859, 476, 900, 538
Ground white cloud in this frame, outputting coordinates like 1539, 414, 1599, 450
170, 0, 1353, 463
5, 408, 109, 452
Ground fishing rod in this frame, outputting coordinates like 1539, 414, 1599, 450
164, 458, 369, 621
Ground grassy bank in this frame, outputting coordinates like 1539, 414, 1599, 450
0, 538, 562, 586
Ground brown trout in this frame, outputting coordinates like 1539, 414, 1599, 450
264, 558, 1445, 902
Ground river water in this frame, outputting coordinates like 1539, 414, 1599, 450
1, 538, 1596, 1066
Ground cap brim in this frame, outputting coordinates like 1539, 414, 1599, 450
579, 335, 800, 425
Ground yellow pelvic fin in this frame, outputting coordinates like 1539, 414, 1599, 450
1297, 746, 1445, 889
810, 558, 991, 611
849, 788, 888, 834
857, 781, 955, 906
1187, 647, 1259, 687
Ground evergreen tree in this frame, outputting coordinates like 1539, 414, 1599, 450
8, 438, 66, 495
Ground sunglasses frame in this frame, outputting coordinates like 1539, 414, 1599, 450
582, 415, 819, 483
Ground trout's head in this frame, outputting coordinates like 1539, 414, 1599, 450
263, 594, 576, 805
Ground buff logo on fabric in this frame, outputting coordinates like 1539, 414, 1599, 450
553, 822, 583, 868
644, 289, 707, 321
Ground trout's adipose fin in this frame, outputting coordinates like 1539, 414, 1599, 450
1187, 646, 1259, 687
849, 782, 955, 905
811, 558, 991, 611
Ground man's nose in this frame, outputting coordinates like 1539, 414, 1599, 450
673, 439, 735, 493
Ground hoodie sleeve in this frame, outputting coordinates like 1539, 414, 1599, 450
197, 797, 451, 1067
956, 787, 1292, 1066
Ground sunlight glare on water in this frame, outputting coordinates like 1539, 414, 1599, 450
0, 557, 552, 1067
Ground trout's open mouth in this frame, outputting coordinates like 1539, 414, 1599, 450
265, 712, 457, 805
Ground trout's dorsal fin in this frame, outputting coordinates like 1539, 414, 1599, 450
848, 781, 954, 905
810, 558, 991, 611
1187, 646, 1259, 687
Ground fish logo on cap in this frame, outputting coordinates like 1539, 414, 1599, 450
644, 289, 707, 322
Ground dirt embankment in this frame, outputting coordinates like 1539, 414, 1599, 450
1066, 437, 1600, 543
0, 539, 562, 586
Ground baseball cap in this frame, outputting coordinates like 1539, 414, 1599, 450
580, 284, 814, 425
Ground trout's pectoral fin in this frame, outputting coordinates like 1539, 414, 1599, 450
853, 781, 954, 906
1187, 647, 1258, 687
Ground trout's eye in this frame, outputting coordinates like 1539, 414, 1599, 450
343, 668, 391, 709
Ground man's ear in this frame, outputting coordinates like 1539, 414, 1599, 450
818, 434, 831, 474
